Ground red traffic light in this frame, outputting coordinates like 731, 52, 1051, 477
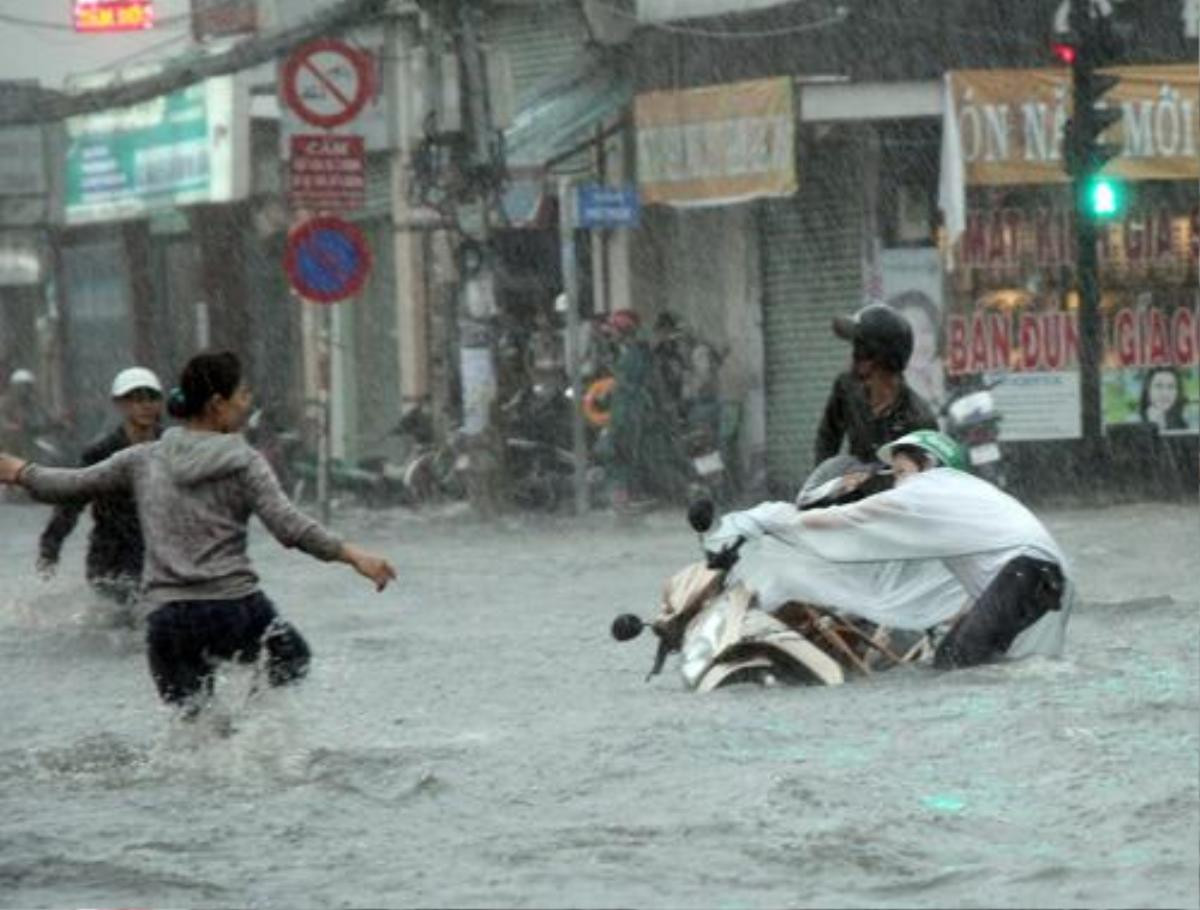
1052, 41, 1077, 65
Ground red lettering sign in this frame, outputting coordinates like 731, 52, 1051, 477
289, 134, 365, 212
1147, 309, 1170, 365
1020, 314, 1041, 371
948, 316, 968, 375
74, 0, 153, 32
1114, 308, 1137, 367
988, 311, 1011, 371
1172, 308, 1196, 366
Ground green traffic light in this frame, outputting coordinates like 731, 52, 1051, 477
1087, 177, 1121, 217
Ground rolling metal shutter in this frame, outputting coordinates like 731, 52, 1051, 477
760, 136, 864, 494
487, 1, 592, 105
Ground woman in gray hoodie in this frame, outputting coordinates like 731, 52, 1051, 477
0, 351, 395, 714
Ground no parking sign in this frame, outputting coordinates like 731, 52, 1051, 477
284, 216, 372, 304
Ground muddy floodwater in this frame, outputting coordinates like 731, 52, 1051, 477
2, 500, 1197, 909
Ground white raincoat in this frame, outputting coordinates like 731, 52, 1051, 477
704, 468, 1072, 659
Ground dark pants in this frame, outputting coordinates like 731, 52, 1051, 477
145, 592, 311, 708
934, 556, 1065, 670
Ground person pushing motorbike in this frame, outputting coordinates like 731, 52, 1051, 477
705, 430, 1071, 670
37, 367, 165, 616
872, 430, 1068, 668
815, 303, 937, 463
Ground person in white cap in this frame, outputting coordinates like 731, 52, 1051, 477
37, 367, 164, 616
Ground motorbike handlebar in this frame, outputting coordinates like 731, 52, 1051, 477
704, 535, 746, 571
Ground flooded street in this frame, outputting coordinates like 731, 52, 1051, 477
1, 498, 1197, 909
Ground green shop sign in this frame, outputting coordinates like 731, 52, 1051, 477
65, 76, 248, 225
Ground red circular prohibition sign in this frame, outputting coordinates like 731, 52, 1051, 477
282, 38, 374, 129
284, 216, 372, 304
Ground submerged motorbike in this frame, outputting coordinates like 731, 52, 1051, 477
611, 461, 931, 693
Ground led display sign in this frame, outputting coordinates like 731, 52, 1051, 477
74, 1, 155, 33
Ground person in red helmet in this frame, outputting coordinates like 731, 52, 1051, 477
814, 303, 937, 464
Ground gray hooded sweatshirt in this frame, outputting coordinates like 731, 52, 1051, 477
22, 427, 342, 604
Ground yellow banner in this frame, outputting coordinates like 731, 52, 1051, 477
635, 77, 797, 205
950, 65, 1199, 185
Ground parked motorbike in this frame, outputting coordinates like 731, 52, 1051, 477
276, 403, 415, 509
940, 376, 1005, 488
30, 432, 73, 468
502, 368, 611, 512
246, 408, 304, 498
611, 464, 931, 693
391, 404, 466, 506
681, 397, 741, 506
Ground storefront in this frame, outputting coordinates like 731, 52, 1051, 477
0, 118, 58, 415
632, 76, 799, 488
940, 64, 1199, 492
59, 72, 251, 439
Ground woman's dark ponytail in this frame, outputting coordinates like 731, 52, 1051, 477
166, 387, 191, 419
170, 351, 243, 420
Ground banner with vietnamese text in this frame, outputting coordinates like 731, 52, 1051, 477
947, 65, 1199, 186
635, 77, 796, 206
947, 290, 1199, 438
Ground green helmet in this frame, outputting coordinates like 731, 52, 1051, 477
877, 430, 967, 471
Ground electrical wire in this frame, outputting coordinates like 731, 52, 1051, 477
94, 31, 195, 72
586, 0, 849, 40
0, 9, 190, 32
854, 12, 1059, 54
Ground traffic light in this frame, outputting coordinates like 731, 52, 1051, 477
1059, 1, 1124, 216
1051, 41, 1076, 65
1063, 68, 1122, 179
1084, 175, 1122, 217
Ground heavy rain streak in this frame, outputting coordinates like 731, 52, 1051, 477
0, 1, 1197, 908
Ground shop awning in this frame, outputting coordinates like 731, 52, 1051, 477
500, 55, 632, 227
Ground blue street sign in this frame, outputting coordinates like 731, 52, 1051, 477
577, 183, 640, 229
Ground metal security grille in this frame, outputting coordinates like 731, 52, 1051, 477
760, 135, 864, 494
486, 1, 592, 106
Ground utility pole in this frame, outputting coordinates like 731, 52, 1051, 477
1062, 0, 1122, 465
384, 9, 431, 414
558, 176, 589, 515
451, 0, 506, 515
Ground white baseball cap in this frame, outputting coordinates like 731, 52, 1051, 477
111, 367, 163, 399
9, 368, 34, 385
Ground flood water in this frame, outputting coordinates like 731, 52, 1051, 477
2, 499, 1197, 909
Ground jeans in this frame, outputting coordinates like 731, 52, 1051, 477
145, 592, 311, 708
934, 555, 1065, 670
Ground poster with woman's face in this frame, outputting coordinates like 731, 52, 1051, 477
1102, 291, 1200, 435
1104, 366, 1200, 435
881, 249, 945, 406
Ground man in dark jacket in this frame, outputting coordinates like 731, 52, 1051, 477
815, 303, 937, 464
37, 367, 164, 612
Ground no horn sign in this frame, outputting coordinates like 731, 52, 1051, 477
284, 216, 372, 304
282, 38, 374, 130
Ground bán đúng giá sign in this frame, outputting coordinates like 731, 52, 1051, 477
946, 290, 1199, 439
